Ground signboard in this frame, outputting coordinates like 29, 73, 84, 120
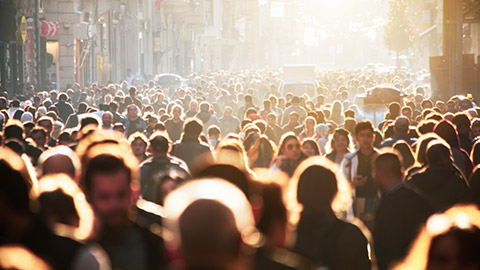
97, 54, 103, 71
19, 16, 27, 44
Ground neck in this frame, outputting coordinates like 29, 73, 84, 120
360, 147, 373, 155
336, 149, 347, 157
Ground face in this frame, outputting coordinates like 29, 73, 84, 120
31, 132, 46, 148
333, 134, 349, 152
306, 119, 315, 130
102, 113, 113, 127
355, 129, 374, 150
38, 121, 53, 133
283, 138, 301, 161
402, 109, 412, 119
224, 108, 232, 118
290, 115, 299, 123
127, 106, 138, 119
473, 125, 480, 137
131, 139, 147, 156
302, 142, 316, 157
89, 170, 131, 228
172, 107, 182, 119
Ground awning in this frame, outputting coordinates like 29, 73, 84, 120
40, 20, 59, 38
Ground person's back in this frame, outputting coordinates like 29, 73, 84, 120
374, 183, 433, 270
407, 140, 468, 211
294, 211, 370, 270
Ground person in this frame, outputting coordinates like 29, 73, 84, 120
392, 140, 416, 169
38, 116, 57, 147
140, 132, 189, 204
171, 118, 214, 173
394, 205, 480, 270
30, 126, 49, 151
329, 101, 344, 125
129, 132, 149, 163
81, 143, 168, 270
325, 128, 353, 165
163, 179, 257, 270
472, 140, 480, 167
65, 102, 88, 129
373, 151, 434, 270
219, 106, 240, 138
195, 102, 219, 135
164, 104, 184, 143
452, 112, 473, 154
301, 139, 320, 157
407, 140, 469, 211
37, 146, 81, 181
207, 125, 221, 149
100, 111, 113, 130
55, 93, 75, 123
282, 96, 307, 126
124, 104, 146, 138
380, 116, 416, 148
0, 147, 100, 270
3, 120, 42, 165
270, 133, 306, 177
283, 111, 301, 133
434, 119, 473, 179
298, 116, 317, 141
341, 120, 380, 221
128, 86, 142, 109
108, 101, 125, 124
290, 157, 371, 270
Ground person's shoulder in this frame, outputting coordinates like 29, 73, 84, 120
344, 151, 358, 160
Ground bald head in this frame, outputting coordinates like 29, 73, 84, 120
394, 116, 409, 134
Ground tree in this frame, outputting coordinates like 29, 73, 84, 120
384, 0, 414, 69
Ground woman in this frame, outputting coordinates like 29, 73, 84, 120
325, 128, 353, 165
269, 133, 306, 177
330, 101, 344, 125
301, 139, 320, 157
299, 117, 318, 141
289, 157, 371, 270
405, 133, 441, 180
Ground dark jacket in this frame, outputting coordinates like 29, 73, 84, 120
373, 183, 434, 270
293, 211, 371, 270
55, 100, 75, 123
408, 165, 469, 211
380, 133, 417, 148
171, 134, 214, 173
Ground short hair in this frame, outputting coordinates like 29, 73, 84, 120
128, 132, 148, 147
30, 127, 47, 138
37, 116, 54, 128
58, 93, 68, 101
426, 140, 452, 167
113, 123, 125, 132
244, 95, 253, 103
344, 109, 355, 119
84, 154, 132, 194
374, 152, 403, 178
3, 120, 24, 140
80, 116, 100, 129
355, 120, 374, 135
207, 125, 221, 137
452, 113, 471, 130
394, 116, 410, 134
149, 133, 170, 154
184, 118, 203, 137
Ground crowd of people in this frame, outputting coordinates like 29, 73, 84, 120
1, 67, 480, 270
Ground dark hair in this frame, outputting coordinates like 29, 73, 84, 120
471, 141, 480, 167
355, 120, 374, 135
302, 139, 320, 156
256, 183, 287, 235
393, 140, 415, 169
149, 133, 170, 154
434, 120, 460, 149
184, 118, 203, 137
4, 121, 24, 140
80, 116, 100, 129
83, 154, 131, 193
452, 113, 471, 131
297, 165, 337, 209
375, 152, 403, 179
207, 125, 221, 136
197, 164, 250, 197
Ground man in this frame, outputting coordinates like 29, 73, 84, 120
282, 111, 301, 133
407, 140, 469, 211
452, 113, 473, 154
0, 148, 101, 269
266, 113, 284, 145
101, 111, 113, 130
54, 93, 74, 123
129, 87, 142, 109
38, 116, 58, 147
30, 127, 48, 151
108, 101, 125, 124
207, 125, 221, 149
341, 120, 380, 221
164, 105, 184, 143
3, 121, 42, 165
238, 94, 258, 119
140, 133, 190, 204
281, 96, 307, 126
373, 152, 434, 270
400, 106, 417, 126
171, 118, 214, 173
185, 100, 198, 118
218, 106, 240, 137
152, 93, 166, 113
129, 132, 149, 163
82, 146, 168, 270
65, 102, 88, 129
380, 116, 416, 148
124, 104, 146, 138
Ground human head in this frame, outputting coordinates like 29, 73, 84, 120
128, 132, 148, 158
126, 104, 140, 119
426, 140, 453, 168
183, 118, 203, 138
355, 120, 374, 151
149, 132, 170, 157
278, 133, 301, 161
329, 128, 353, 153
452, 113, 471, 136
301, 139, 320, 157
30, 127, 48, 148
373, 151, 404, 194
101, 111, 113, 128
38, 146, 81, 180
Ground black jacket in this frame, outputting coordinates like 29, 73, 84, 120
373, 183, 434, 270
